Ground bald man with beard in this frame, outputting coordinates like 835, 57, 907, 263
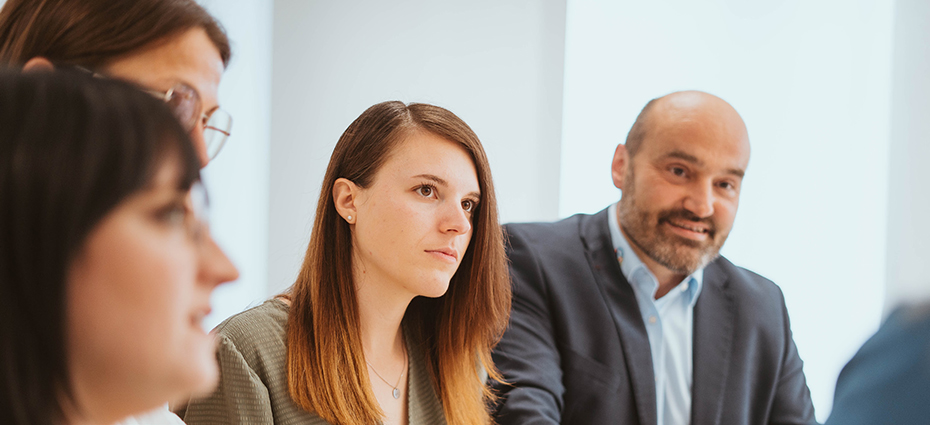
491, 91, 815, 425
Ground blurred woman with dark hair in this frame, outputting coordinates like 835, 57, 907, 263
0, 3, 239, 423
0, 71, 238, 425
182, 101, 511, 425
0, 0, 234, 165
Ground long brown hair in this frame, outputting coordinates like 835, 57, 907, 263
0, 0, 230, 69
286, 101, 511, 425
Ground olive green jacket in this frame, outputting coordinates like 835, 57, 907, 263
180, 300, 447, 425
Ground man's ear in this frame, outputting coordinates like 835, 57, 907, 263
611, 144, 630, 190
22, 57, 55, 72
332, 178, 360, 224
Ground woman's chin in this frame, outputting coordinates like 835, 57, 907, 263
171, 334, 221, 398
417, 279, 452, 299
187, 361, 220, 397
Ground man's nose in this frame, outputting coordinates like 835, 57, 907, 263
683, 181, 715, 218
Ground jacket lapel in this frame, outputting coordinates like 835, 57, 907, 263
690, 260, 735, 425
579, 209, 657, 425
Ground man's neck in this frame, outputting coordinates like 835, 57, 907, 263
644, 261, 686, 299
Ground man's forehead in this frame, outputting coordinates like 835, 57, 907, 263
643, 111, 751, 171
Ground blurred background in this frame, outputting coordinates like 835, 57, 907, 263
7, 0, 923, 421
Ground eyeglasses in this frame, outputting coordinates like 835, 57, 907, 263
144, 83, 233, 161
74, 66, 233, 161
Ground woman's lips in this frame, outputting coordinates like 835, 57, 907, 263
426, 247, 458, 262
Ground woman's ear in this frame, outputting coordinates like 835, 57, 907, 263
332, 178, 359, 224
22, 57, 55, 72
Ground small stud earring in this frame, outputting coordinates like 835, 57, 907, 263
347, 215, 353, 222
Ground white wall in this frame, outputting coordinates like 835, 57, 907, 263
559, 0, 893, 420
267, 0, 567, 295
199, 0, 273, 330
885, 0, 930, 311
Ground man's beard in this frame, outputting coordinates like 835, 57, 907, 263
617, 177, 727, 275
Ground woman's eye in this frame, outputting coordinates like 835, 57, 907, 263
416, 185, 434, 197
462, 199, 474, 212
158, 205, 187, 226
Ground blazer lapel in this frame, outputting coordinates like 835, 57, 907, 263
579, 209, 657, 425
691, 260, 735, 425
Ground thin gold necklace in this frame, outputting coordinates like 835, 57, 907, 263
366, 343, 408, 400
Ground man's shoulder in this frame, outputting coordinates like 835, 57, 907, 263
505, 210, 604, 247
708, 256, 785, 301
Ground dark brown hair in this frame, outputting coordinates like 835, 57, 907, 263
0, 0, 230, 69
285, 101, 511, 425
0, 70, 200, 425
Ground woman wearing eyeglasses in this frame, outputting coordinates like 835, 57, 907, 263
181, 101, 512, 425
0, 71, 239, 425
0, 0, 234, 165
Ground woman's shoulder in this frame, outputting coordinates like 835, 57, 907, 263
212, 299, 289, 360
214, 299, 288, 335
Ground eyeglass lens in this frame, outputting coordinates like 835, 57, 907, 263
163, 84, 201, 132
160, 83, 233, 160
204, 109, 232, 160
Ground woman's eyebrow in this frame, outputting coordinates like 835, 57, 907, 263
412, 173, 447, 186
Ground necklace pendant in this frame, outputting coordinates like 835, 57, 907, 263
392, 388, 400, 399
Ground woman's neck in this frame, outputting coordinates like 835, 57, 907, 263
355, 273, 411, 363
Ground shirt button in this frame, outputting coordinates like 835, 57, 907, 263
648, 316, 657, 324
681, 282, 690, 292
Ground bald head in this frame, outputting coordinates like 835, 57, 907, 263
624, 91, 749, 159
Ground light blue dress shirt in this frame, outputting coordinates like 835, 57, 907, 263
608, 203, 704, 425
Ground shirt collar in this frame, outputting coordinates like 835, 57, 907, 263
607, 202, 704, 305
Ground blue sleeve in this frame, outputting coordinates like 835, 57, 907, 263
825, 306, 930, 425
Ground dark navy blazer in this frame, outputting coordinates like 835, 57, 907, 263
491, 209, 815, 425
825, 304, 930, 425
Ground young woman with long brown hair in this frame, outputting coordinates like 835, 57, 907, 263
182, 101, 511, 425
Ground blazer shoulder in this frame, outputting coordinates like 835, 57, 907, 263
505, 212, 600, 251
709, 256, 789, 317
713, 257, 782, 293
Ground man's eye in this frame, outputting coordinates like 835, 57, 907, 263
671, 167, 686, 176
416, 185, 434, 197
